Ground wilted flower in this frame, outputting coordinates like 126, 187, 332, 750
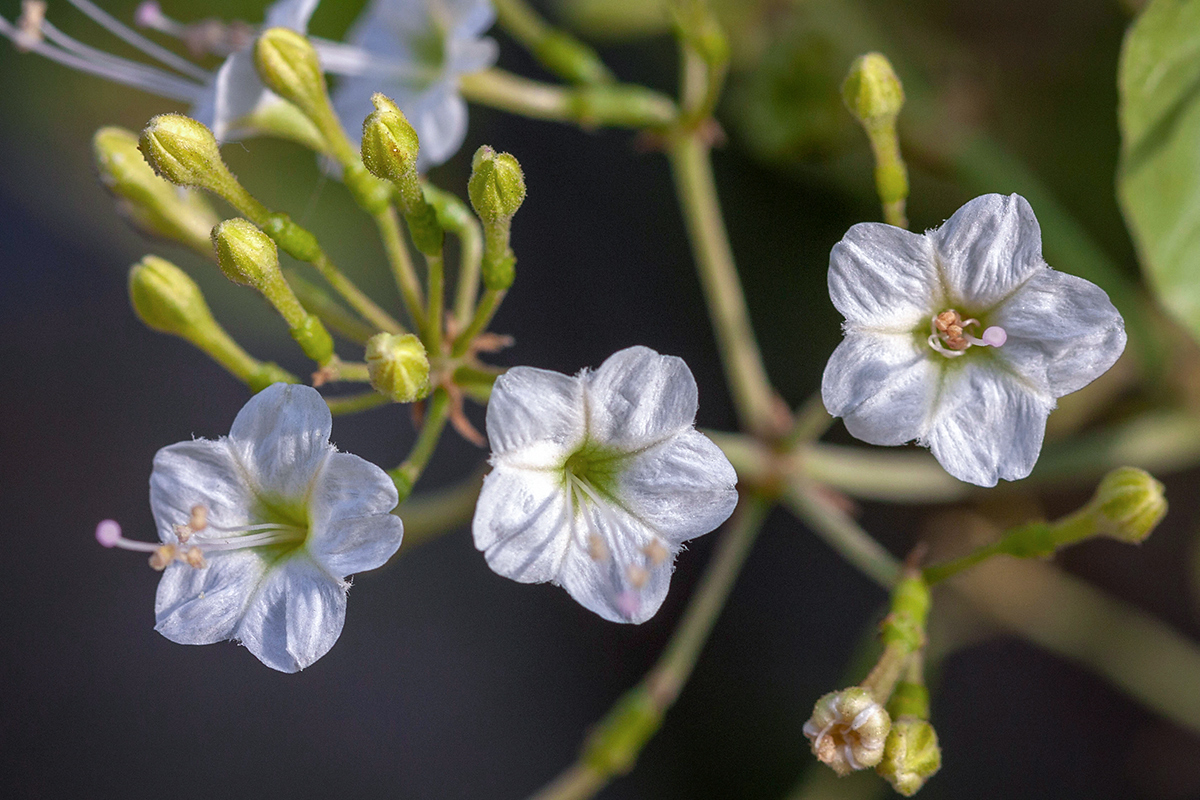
96, 383, 404, 672
330, 0, 498, 170
821, 193, 1126, 487
472, 346, 739, 623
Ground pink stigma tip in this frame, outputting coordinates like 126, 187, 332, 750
134, 2, 162, 27
96, 519, 122, 548
982, 326, 1007, 347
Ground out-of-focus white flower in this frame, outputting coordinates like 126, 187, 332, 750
96, 383, 404, 672
472, 346, 739, 624
0, 0, 319, 141
329, 0, 498, 171
821, 193, 1126, 487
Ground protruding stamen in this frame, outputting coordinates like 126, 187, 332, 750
15, 1, 46, 52
95, 519, 123, 548
928, 310, 1005, 357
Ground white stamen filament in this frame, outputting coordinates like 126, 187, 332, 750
927, 311, 1007, 358
66, 0, 211, 81
96, 515, 306, 564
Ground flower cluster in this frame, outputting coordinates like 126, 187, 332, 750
821, 193, 1126, 487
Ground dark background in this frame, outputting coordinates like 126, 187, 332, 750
3, 1, 1200, 798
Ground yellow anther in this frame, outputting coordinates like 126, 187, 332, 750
626, 564, 649, 589
588, 534, 609, 562
642, 540, 669, 566
149, 544, 176, 571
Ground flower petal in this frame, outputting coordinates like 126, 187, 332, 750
264, 0, 320, 28
227, 383, 334, 501
235, 555, 347, 672
612, 430, 738, 544
204, 50, 274, 142
990, 269, 1127, 397
412, 89, 469, 171
473, 464, 574, 584
821, 331, 940, 446
150, 439, 255, 539
828, 223, 939, 329
924, 361, 1054, 487
154, 550, 267, 645
307, 452, 404, 576
486, 366, 585, 467
931, 194, 1045, 309
584, 346, 698, 450
557, 502, 674, 624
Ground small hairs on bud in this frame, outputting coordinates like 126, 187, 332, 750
1092, 466, 1167, 544
139, 114, 231, 192
842, 52, 905, 125
468, 146, 526, 224
128, 255, 213, 336
254, 28, 326, 118
365, 332, 431, 403
212, 218, 281, 289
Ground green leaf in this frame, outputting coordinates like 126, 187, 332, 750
1118, 0, 1200, 342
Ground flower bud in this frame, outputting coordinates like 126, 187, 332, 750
128, 255, 214, 336
361, 94, 421, 185
139, 114, 238, 196
468, 146, 526, 224
842, 52, 905, 126
365, 332, 431, 403
803, 687, 891, 776
212, 218, 280, 289
254, 28, 327, 120
1091, 466, 1167, 544
876, 718, 941, 797
93, 126, 219, 255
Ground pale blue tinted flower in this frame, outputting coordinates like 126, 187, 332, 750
145, 383, 402, 672
328, 0, 498, 170
822, 194, 1126, 487
473, 347, 739, 624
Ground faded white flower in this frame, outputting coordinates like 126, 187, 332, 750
1, 0, 320, 141
330, 0, 498, 170
97, 383, 404, 672
822, 193, 1126, 487
472, 346, 739, 624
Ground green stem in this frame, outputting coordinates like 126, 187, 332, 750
451, 287, 505, 358
425, 251, 445, 353
492, 0, 614, 85
529, 498, 770, 800
422, 185, 484, 329
284, 268, 381, 344
782, 484, 901, 588
308, 250, 403, 335
459, 69, 677, 129
787, 392, 836, 446
375, 207, 427, 331
330, 360, 371, 382
396, 468, 485, 549
388, 388, 452, 503
667, 134, 780, 438
325, 391, 389, 416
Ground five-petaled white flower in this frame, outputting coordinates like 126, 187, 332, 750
96, 383, 404, 672
330, 0, 498, 171
472, 346, 739, 624
821, 193, 1126, 487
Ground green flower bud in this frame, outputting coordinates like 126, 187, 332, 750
1091, 466, 1167, 544
139, 114, 238, 196
842, 52, 905, 126
254, 28, 327, 120
212, 218, 281, 289
876, 718, 941, 797
468, 146, 526, 224
128, 255, 214, 336
803, 687, 891, 776
93, 127, 219, 255
365, 332, 431, 403
361, 94, 422, 210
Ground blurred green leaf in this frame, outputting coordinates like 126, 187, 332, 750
1118, 0, 1200, 344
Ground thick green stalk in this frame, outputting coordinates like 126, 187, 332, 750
492, 0, 614, 85
451, 288, 505, 358
459, 69, 677, 129
325, 391, 389, 416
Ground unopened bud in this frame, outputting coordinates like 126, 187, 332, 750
365, 332, 431, 403
254, 28, 327, 120
876, 718, 941, 796
139, 114, 238, 196
468, 146, 526, 224
361, 95, 421, 185
212, 218, 280, 289
842, 53, 905, 126
1091, 466, 1167, 544
129, 255, 214, 336
94, 126, 219, 254
803, 687, 891, 776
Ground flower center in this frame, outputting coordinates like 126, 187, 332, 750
96, 505, 307, 571
926, 309, 1006, 358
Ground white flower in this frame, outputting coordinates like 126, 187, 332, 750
97, 383, 404, 672
329, 0, 498, 171
472, 346, 739, 624
1, 0, 319, 141
821, 193, 1126, 487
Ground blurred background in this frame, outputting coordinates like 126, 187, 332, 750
4, 0, 1200, 798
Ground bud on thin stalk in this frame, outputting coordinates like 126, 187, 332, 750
365, 332, 431, 403
93, 127, 219, 256
469, 145, 526, 291
842, 52, 908, 228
